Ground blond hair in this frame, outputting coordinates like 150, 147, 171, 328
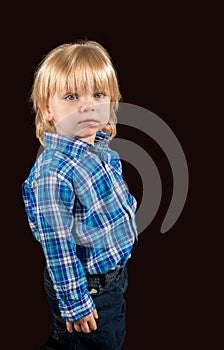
31, 40, 121, 145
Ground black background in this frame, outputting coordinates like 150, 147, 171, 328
3, 3, 221, 349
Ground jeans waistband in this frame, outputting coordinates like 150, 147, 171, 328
86, 266, 124, 287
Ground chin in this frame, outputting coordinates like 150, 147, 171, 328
76, 127, 99, 138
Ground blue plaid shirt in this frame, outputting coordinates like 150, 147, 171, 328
22, 131, 138, 321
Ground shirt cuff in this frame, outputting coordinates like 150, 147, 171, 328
59, 291, 96, 321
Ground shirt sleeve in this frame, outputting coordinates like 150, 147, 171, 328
22, 171, 95, 321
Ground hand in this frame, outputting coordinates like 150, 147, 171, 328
66, 308, 98, 334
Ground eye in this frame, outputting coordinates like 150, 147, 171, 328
65, 94, 78, 101
94, 92, 105, 99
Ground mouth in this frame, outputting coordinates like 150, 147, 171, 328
78, 119, 99, 125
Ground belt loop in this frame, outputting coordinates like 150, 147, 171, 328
100, 274, 106, 287
115, 267, 123, 282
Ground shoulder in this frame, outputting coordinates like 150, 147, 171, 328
107, 147, 121, 161
23, 148, 75, 188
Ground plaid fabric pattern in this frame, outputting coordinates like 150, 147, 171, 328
22, 131, 138, 321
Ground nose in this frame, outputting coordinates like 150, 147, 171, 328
79, 97, 95, 113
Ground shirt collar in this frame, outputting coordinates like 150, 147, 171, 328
44, 131, 111, 158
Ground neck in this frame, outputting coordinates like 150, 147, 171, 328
76, 133, 96, 145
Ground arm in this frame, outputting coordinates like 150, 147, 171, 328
24, 170, 96, 323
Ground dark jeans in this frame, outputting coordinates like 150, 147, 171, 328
40, 265, 128, 350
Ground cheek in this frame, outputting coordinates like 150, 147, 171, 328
49, 98, 76, 120
96, 103, 110, 122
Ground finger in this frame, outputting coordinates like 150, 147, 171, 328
81, 321, 92, 333
74, 323, 82, 332
93, 309, 99, 319
87, 317, 97, 331
66, 321, 73, 333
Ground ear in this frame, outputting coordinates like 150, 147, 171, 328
45, 104, 53, 121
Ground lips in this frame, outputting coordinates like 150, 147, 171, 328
78, 119, 98, 124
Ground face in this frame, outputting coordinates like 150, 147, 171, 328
46, 90, 111, 144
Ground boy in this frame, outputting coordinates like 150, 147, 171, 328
22, 40, 138, 350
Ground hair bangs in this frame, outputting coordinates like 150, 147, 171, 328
54, 47, 112, 97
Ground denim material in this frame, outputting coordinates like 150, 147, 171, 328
40, 265, 128, 350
